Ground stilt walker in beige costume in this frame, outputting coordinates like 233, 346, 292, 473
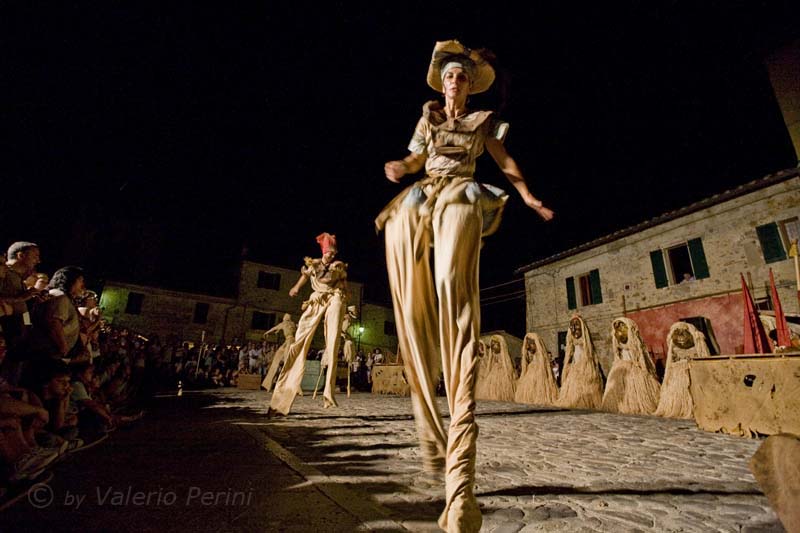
268, 233, 347, 415
341, 305, 357, 397
376, 40, 554, 532
261, 313, 297, 391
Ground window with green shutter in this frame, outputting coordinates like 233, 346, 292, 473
589, 269, 603, 303
572, 271, 603, 306
756, 222, 787, 263
654, 238, 711, 286
650, 250, 669, 288
687, 238, 710, 279
566, 277, 576, 310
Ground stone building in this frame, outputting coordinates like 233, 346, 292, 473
99, 260, 395, 352
355, 302, 398, 355
519, 41, 800, 372
518, 168, 800, 372
100, 281, 239, 345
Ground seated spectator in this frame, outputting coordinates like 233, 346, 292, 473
0, 336, 64, 481
102, 364, 133, 407
210, 368, 224, 387
0, 416, 60, 482
70, 363, 115, 435
29, 360, 81, 450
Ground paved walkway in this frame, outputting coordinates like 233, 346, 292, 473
227, 389, 782, 533
3, 388, 784, 532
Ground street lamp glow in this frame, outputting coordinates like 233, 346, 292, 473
358, 326, 365, 334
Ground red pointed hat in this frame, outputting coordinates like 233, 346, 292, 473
316, 233, 337, 255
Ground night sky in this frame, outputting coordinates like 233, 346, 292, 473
4, 2, 799, 337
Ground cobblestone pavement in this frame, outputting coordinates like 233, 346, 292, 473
207, 389, 783, 532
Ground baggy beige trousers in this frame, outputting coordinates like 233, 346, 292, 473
269, 292, 344, 414
385, 200, 483, 533
262, 337, 294, 392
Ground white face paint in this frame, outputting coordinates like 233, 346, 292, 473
442, 67, 470, 99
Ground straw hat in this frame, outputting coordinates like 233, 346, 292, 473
426, 40, 496, 95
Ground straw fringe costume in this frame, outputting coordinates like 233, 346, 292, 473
557, 316, 604, 409
376, 100, 509, 532
515, 333, 559, 405
262, 316, 297, 392
654, 321, 709, 419
475, 335, 516, 401
602, 317, 661, 415
473, 340, 492, 400
474, 340, 492, 400
269, 257, 347, 414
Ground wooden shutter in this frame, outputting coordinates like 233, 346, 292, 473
687, 238, 710, 279
589, 269, 603, 304
566, 277, 576, 310
756, 223, 787, 263
650, 250, 668, 288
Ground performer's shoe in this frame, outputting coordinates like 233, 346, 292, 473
322, 398, 338, 409
439, 494, 482, 533
266, 407, 284, 420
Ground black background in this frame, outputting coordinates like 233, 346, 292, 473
4, 2, 798, 337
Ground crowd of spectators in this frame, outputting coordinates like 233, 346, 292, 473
0, 240, 412, 508
0, 241, 153, 507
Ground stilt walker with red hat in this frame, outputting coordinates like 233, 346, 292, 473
268, 232, 348, 415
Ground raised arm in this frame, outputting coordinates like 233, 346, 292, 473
384, 152, 427, 183
264, 322, 282, 335
486, 137, 554, 221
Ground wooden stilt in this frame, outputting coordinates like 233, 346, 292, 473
312, 364, 324, 399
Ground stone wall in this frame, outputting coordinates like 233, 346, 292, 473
100, 282, 239, 344
524, 176, 800, 372
101, 261, 390, 353
357, 302, 398, 354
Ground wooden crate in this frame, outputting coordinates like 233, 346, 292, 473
689, 353, 800, 437
372, 365, 410, 396
237, 373, 263, 390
